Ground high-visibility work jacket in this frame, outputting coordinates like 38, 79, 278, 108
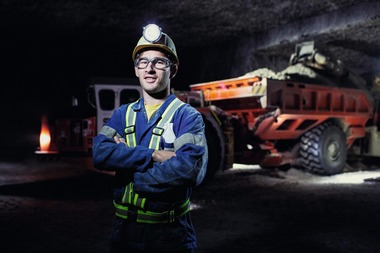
115, 97, 190, 224
92, 94, 208, 250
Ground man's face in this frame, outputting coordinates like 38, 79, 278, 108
134, 50, 174, 95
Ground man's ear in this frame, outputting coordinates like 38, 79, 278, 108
134, 67, 140, 77
170, 64, 178, 79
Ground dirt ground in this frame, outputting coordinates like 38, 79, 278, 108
1, 158, 380, 253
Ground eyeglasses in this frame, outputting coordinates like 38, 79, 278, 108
135, 57, 172, 70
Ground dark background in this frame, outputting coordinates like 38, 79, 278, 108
1, 0, 380, 158
1, 2, 380, 252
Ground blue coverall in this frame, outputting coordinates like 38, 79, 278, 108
92, 94, 208, 251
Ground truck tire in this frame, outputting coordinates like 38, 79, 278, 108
299, 122, 347, 175
203, 118, 224, 183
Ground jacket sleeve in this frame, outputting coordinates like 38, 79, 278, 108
133, 106, 208, 193
92, 106, 154, 172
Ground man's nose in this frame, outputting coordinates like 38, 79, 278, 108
147, 61, 155, 71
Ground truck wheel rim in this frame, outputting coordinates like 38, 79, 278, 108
327, 138, 340, 162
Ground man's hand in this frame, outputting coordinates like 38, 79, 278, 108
114, 136, 126, 144
114, 136, 175, 162
152, 150, 176, 163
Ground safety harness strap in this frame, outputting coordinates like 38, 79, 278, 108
121, 182, 147, 210
113, 198, 190, 224
149, 98, 185, 150
124, 99, 140, 147
124, 97, 184, 149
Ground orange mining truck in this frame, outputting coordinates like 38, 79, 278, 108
36, 42, 380, 179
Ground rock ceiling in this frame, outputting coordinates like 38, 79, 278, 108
2, 0, 380, 80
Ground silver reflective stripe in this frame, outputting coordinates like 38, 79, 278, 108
149, 98, 185, 150
174, 132, 208, 186
174, 132, 206, 151
99, 125, 118, 138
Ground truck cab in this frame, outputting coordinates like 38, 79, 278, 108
35, 82, 142, 158
90, 84, 142, 134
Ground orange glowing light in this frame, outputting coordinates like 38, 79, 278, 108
39, 115, 51, 152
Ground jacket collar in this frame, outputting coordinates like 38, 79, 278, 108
132, 94, 176, 114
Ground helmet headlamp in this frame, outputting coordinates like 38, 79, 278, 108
143, 24, 162, 43
132, 23, 179, 64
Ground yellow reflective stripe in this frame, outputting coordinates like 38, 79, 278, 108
179, 198, 191, 217
121, 183, 134, 204
133, 193, 140, 207
161, 98, 185, 126
133, 194, 146, 209
252, 85, 266, 95
135, 195, 146, 209
149, 126, 165, 150
149, 98, 185, 149
136, 210, 168, 224
140, 198, 146, 209
121, 183, 146, 209
169, 210, 175, 223
125, 103, 132, 147
113, 201, 129, 219
121, 185, 128, 203
259, 85, 266, 94
114, 198, 191, 224
125, 101, 139, 147
180, 198, 190, 208
152, 127, 165, 135
149, 135, 161, 150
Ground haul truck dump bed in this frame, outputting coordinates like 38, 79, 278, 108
190, 74, 374, 175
